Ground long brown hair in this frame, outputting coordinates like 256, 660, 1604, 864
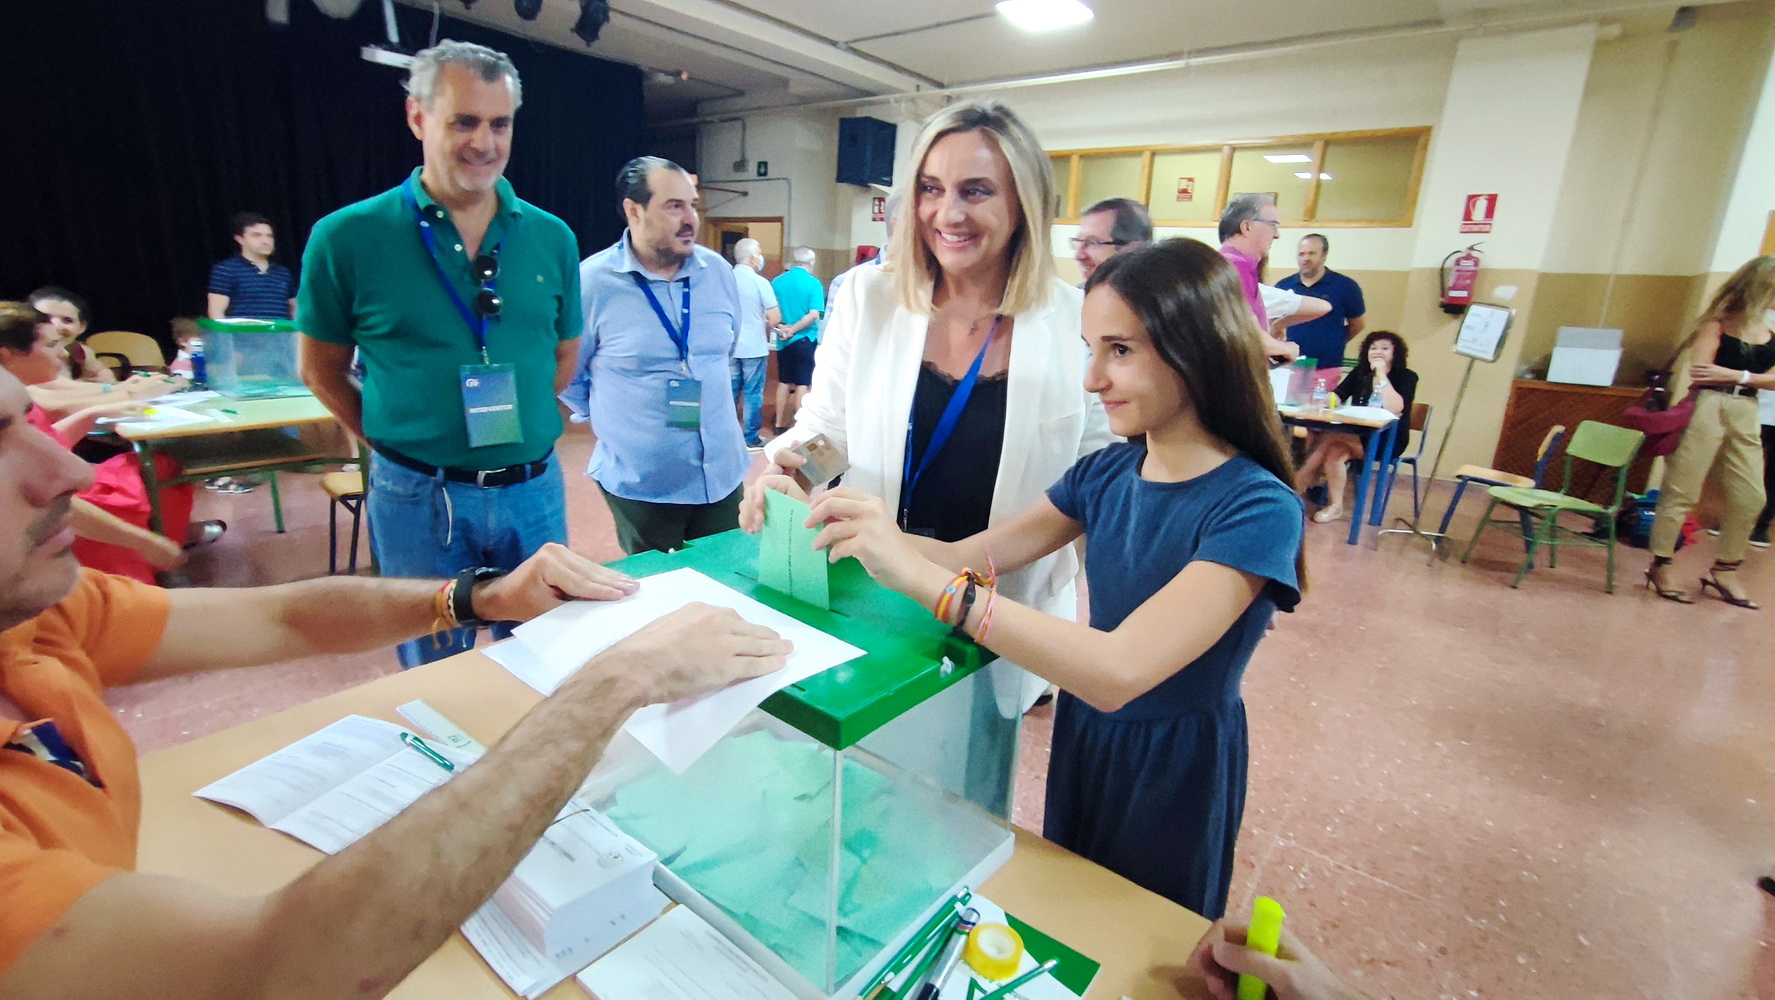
1087, 238, 1306, 586
1698, 255, 1775, 332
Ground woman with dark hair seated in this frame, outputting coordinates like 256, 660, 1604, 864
1295, 330, 1417, 523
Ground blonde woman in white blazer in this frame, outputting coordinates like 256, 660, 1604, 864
742, 100, 1112, 730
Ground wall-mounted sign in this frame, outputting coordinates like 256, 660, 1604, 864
1461, 193, 1497, 234
871, 196, 885, 222
1176, 178, 1196, 202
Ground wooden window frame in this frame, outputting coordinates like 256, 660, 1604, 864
1049, 126, 1431, 229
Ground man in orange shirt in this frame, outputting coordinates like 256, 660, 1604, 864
0, 366, 791, 998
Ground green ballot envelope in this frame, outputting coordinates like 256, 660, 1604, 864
759, 491, 831, 609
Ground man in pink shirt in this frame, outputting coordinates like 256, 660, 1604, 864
1218, 194, 1299, 363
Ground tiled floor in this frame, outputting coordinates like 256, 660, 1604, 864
116, 425, 1775, 1000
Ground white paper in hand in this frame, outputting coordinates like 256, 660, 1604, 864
498, 568, 863, 773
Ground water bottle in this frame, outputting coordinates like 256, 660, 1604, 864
189, 336, 207, 386
1368, 381, 1384, 407
1310, 377, 1328, 408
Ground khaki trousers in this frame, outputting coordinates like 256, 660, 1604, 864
1649, 389, 1767, 561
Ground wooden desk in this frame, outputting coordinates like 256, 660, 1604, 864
1493, 380, 1653, 504
137, 650, 1212, 1000
112, 393, 364, 535
1278, 404, 1399, 545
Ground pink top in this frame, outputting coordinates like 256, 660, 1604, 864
1218, 243, 1267, 329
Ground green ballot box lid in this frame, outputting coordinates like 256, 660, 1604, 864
609, 528, 995, 750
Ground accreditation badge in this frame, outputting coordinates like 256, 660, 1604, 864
460, 363, 522, 448
666, 377, 702, 431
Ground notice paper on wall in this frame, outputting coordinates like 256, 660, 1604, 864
482, 568, 865, 773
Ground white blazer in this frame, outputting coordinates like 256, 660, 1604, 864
766, 265, 1114, 714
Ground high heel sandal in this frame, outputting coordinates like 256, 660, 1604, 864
1643, 563, 1694, 604
1699, 561, 1760, 610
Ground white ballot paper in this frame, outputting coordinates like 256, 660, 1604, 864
486, 568, 865, 773
194, 716, 668, 999
578, 905, 798, 1000
112, 404, 214, 433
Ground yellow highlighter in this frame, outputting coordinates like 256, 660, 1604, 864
1237, 896, 1285, 1000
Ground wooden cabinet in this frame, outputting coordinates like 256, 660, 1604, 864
1494, 380, 1654, 503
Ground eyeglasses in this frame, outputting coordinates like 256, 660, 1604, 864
1254, 218, 1282, 230
471, 253, 501, 319
1069, 237, 1129, 252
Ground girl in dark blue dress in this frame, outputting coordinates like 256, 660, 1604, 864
796, 238, 1306, 919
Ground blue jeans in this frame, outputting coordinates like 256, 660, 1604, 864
368, 451, 568, 668
730, 356, 767, 446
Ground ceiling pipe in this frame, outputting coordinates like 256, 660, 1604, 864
653, 0, 1689, 128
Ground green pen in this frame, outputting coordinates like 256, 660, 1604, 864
861, 891, 969, 999
975, 959, 1059, 1000
400, 732, 455, 773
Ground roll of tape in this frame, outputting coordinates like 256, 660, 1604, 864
963, 922, 1025, 981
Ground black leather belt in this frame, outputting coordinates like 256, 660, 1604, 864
371, 443, 552, 488
1699, 384, 1760, 399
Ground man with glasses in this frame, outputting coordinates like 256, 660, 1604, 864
1071, 197, 1151, 284
1219, 193, 1300, 362
298, 41, 582, 667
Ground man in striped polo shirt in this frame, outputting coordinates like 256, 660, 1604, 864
206, 212, 296, 320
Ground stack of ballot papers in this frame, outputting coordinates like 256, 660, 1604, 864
193, 716, 667, 998
483, 567, 866, 774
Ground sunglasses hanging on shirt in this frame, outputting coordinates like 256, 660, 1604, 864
472, 253, 501, 319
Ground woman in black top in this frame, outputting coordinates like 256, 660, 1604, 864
1645, 256, 1775, 607
1295, 331, 1417, 524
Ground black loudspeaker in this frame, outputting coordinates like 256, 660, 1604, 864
836, 116, 897, 187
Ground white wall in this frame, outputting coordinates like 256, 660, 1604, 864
1710, 21, 1775, 272
697, 110, 846, 249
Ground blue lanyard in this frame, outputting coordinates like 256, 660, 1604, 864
403, 177, 499, 360
631, 272, 693, 372
901, 316, 1002, 526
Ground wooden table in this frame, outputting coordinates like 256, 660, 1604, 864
112, 393, 364, 536
1278, 404, 1400, 544
137, 650, 1213, 1000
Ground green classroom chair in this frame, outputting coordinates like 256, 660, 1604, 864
1459, 420, 1645, 593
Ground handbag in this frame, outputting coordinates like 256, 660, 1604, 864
1618, 337, 1698, 458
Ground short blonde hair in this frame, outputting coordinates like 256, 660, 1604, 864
885, 100, 1056, 316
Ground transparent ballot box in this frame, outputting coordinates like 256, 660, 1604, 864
580, 530, 1019, 999
195, 317, 307, 398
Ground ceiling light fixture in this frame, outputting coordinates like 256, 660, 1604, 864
995, 0, 1094, 32
1293, 172, 1333, 180
513, 0, 541, 20
1265, 153, 1312, 164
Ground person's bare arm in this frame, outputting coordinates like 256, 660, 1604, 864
1, 605, 791, 1000
554, 338, 579, 394
205, 294, 230, 321
1262, 331, 1301, 362
779, 309, 821, 336
141, 543, 633, 680
1344, 314, 1367, 342
810, 490, 1261, 713
76, 351, 116, 384
1270, 296, 1331, 332
69, 500, 183, 571
764, 306, 782, 330
298, 337, 364, 442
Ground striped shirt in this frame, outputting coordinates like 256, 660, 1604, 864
208, 255, 296, 319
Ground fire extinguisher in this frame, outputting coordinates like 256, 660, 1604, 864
1440, 243, 1483, 315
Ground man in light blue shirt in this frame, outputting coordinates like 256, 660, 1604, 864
566, 157, 749, 554
770, 247, 824, 434
730, 238, 779, 450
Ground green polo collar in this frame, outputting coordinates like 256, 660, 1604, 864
406, 167, 522, 221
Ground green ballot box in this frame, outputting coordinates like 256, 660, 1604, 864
579, 529, 1019, 1000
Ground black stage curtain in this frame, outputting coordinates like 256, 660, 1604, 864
3, 0, 643, 348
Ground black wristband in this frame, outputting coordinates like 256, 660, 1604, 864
452, 566, 506, 628
952, 578, 978, 635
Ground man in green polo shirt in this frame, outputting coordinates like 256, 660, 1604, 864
297, 40, 581, 668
